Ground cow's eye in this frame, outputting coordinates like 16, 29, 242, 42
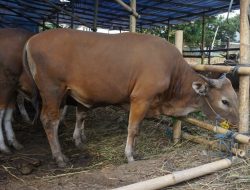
222, 99, 229, 106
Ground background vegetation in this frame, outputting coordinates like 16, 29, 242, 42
141, 15, 240, 49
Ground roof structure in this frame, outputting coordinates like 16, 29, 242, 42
0, 0, 240, 32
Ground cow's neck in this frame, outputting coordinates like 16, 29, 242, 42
161, 62, 205, 117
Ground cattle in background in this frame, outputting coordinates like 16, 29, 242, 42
24, 29, 238, 167
0, 28, 34, 153
0, 28, 86, 154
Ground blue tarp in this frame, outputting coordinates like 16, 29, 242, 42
0, 0, 240, 32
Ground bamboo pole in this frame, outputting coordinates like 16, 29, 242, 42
239, 0, 250, 150
129, 0, 136, 32
173, 30, 184, 143
114, 0, 139, 18
167, 19, 170, 41
201, 15, 205, 64
70, 0, 74, 29
189, 64, 250, 75
112, 157, 238, 190
175, 30, 183, 53
182, 117, 250, 144
93, 0, 99, 32
182, 132, 246, 157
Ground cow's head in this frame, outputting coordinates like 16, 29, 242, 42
192, 75, 239, 126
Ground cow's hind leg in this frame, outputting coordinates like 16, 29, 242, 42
73, 106, 87, 148
0, 109, 11, 153
59, 105, 68, 127
16, 94, 31, 123
40, 92, 68, 167
125, 99, 150, 162
4, 106, 23, 150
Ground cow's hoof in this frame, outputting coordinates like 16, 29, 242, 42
54, 153, 69, 167
0, 146, 12, 154
62, 154, 69, 163
81, 133, 87, 142
74, 138, 85, 149
57, 160, 67, 168
12, 141, 24, 150
127, 157, 135, 163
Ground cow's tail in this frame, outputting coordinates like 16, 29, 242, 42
22, 41, 41, 125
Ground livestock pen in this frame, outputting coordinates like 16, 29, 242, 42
0, 0, 250, 190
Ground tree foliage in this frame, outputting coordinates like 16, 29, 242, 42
141, 14, 240, 48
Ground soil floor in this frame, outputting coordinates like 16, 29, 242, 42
0, 106, 250, 190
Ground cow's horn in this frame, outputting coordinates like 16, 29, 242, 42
199, 75, 223, 88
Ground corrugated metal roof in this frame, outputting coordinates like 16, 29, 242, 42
0, 0, 240, 32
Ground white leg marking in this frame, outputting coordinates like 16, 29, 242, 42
125, 137, 134, 163
59, 106, 68, 124
73, 108, 86, 148
17, 95, 31, 122
4, 108, 23, 150
0, 109, 11, 153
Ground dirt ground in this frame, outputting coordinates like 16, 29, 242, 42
0, 106, 250, 190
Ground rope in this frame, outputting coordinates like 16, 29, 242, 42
230, 64, 250, 76
214, 130, 235, 157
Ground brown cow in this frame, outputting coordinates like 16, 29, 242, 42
0, 28, 34, 153
0, 28, 85, 154
24, 28, 238, 167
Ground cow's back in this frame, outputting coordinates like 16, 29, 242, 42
0, 28, 33, 75
27, 29, 187, 104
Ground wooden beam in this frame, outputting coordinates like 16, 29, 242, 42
239, 0, 250, 150
190, 64, 250, 75
114, 0, 139, 18
182, 117, 250, 144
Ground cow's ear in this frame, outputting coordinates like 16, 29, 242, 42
192, 82, 208, 96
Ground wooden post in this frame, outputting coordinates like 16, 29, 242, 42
130, 0, 136, 33
56, 12, 59, 28
201, 15, 205, 64
175, 30, 183, 53
173, 121, 182, 143
208, 46, 211, 65
226, 37, 230, 60
167, 19, 170, 41
93, 0, 99, 32
239, 0, 250, 150
42, 19, 45, 31
70, 0, 74, 29
173, 30, 184, 143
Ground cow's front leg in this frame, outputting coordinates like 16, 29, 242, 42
125, 99, 150, 162
73, 106, 87, 148
41, 105, 68, 167
4, 107, 23, 150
